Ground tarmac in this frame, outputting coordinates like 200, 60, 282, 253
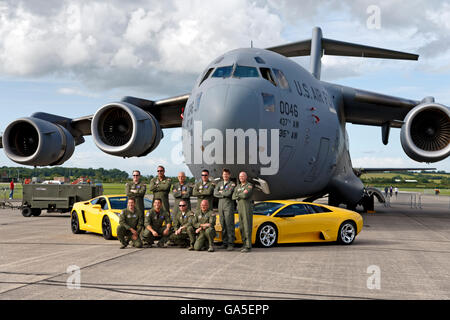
0, 193, 449, 300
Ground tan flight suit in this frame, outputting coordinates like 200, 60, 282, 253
125, 181, 146, 220
117, 208, 143, 248
188, 209, 216, 251
232, 182, 254, 250
192, 180, 215, 209
149, 177, 172, 213
214, 180, 236, 247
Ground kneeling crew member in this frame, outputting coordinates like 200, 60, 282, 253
142, 198, 172, 247
117, 198, 143, 249
189, 199, 216, 252
170, 200, 195, 248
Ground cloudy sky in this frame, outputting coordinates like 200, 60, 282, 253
0, 0, 449, 176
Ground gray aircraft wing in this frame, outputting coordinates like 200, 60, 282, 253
323, 82, 420, 128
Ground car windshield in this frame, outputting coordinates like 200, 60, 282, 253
108, 197, 128, 210
144, 198, 153, 210
107, 196, 153, 210
253, 202, 284, 216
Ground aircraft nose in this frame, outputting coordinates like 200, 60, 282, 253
200, 83, 260, 130
189, 83, 262, 176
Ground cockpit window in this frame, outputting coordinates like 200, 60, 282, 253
199, 68, 214, 86
260, 68, 277, 86
212, 66, 233, 78
273, 68, 290, 90
233, 65, 259, 78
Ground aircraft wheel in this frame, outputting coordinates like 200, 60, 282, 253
256, 223, 278, 248
102, 216, 113, 240
71, 212, 85, 234
337, 221, 356, 245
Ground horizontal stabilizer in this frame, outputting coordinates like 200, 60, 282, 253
268, 38, 419, 60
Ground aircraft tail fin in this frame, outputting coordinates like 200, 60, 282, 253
267, 27, 418, 80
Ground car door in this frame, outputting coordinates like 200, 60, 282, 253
90, 196, 109, 233
275, 204, 323, 243
304, 204, 335, 241
274, 204, 313, 243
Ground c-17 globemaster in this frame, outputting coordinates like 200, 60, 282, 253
1, 27, 449, 210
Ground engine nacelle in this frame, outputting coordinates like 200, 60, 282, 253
400, 103, 450, 162
3, 117, 75, 166
91, 102, 162, 157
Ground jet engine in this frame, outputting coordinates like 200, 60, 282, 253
3, 117, 75, 166
400, 103, 450, 162
91, 102, 162, 157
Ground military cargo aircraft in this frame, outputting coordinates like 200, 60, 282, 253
1, 27, 449, 209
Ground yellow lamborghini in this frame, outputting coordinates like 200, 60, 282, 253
70, 195, 153, 240
215, 200, 363, 247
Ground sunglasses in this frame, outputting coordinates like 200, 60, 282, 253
179, 204, 187, 207
157, 170, 164, 172
132, 175, 140, 176
201, 174, 208, 176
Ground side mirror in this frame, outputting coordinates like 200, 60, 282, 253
92, 204, 102, 209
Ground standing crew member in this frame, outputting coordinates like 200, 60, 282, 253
142, 198, 172, 247
189, 199, 216, 252
232, 172, 254, 253
214, 168, 236, 251
149, 166, 172, 213
169, 200, 195, 248
192, 169, 215, 209
172, 171, 193, 219
117, 198, 143, 249
125, 170, 146, 220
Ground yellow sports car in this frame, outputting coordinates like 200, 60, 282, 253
70, 195, 153, 240
215, 200, 363, 247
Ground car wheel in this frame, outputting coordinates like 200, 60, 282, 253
256, 223, 278, 248
338, 221, 356, 245
102, 216, 113, 240
22, 206, 32, 217
71, 212, 85, 234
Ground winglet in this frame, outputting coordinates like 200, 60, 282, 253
267, 27, 419, 80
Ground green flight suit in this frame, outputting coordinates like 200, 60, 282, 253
214, 180, 236, 247
189, 209, 216, 251
125, 181, 146, 220
170, 210, 195, 247
171, 182, 193, 218
192, 180, 215, 209
149, 177, 172, 213
142, 208, 172, 246
117, 208, 143, 248
232, 182, 254, 250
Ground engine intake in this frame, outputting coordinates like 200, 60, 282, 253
91, 102, 162, 157
400, 103, 450, 162
3, 117, 75, 166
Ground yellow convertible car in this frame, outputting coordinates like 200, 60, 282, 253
70, 195, 153, 240
215, 200, 363, 247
